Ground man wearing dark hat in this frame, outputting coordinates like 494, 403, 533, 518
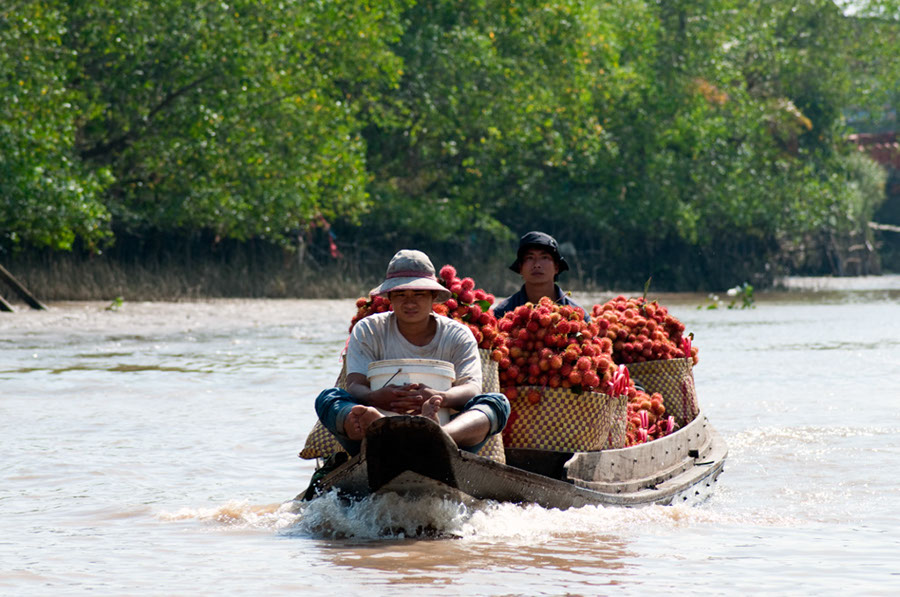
492, 231, 590, 321
315, 249, 510, 456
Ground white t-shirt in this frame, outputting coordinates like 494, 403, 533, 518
346, 312, 482, 391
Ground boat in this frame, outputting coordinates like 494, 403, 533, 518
296, 408, 727, 510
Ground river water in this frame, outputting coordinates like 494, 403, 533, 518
2, 277, 899, 596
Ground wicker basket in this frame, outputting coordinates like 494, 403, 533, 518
502, 387, 627, 452
625, 358, 699, 427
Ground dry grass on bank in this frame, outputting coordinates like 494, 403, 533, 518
1, 251, 534, 302
2, 254, 371, 302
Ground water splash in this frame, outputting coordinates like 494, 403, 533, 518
158, 500, 301, 531
285, 491, 475, 540
282, 490, 769, 543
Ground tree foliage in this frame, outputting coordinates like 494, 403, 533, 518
68, 0, 411, 244
3, 0, 410, 250
1, 1, 110, 250
352, 0, 895, 284
2, 0, 898, 286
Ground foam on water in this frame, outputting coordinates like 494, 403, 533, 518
286, 492, 474, 539
276, 489, 795, 543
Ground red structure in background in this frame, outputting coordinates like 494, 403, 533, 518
850, 132, 900, 219
849, 132, 900, 168
848, 132, 900, 199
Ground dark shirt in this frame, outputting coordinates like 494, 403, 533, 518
492, 284, 590, 322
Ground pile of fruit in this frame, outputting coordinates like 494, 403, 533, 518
492, 297, 618, 403
625, 389, 675, 446
349, 294, 392, 333
432, 265, 501, 350
591, 296, 699, 365
493, 297, 697, 445
346, 271, 698, 448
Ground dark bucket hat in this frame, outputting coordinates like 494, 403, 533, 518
509, 231, 569, 274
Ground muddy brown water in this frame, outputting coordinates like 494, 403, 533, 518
2, 277, 899, 595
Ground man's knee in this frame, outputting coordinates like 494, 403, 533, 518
464, 392, 510, 435
315, 387, 356, 435
315, 387, 351, 417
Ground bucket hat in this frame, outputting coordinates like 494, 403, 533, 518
370, 250, 452, 303
509, 231, 569, 274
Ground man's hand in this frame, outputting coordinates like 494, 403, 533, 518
392, 383, 444, 414
346, 372, 473, 413
372, 383, 442, 414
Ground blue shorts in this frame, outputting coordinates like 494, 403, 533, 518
314, 387, 510, 456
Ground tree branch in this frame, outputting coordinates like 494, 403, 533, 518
80, 72, 218, 161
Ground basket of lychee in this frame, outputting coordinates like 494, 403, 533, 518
492, 297, 627, 451
431, 265, 502, 352
493, 297, 618, 397
590, 295, 698, 365
493, 295, 700, 448
591, 295, 700, 428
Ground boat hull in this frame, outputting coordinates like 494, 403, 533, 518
299, 411, 727, 509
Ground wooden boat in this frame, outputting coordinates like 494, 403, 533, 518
297, 409, 727, 510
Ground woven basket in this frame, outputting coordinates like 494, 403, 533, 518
502, 387, 627, 452
625, 358, 699, 427
299, 348, 506, 463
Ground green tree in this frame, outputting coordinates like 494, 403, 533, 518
359, 0, 623, 252
66, 0, 410, 246
1, 1, 110, 251
3, 0, 897, 288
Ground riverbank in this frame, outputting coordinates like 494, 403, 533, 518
3, 244, 899, 304
0, 249, 524, 303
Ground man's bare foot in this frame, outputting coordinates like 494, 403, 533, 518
420, 395, 443, 424
344, 405, 383, 440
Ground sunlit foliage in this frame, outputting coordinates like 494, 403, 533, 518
1, 0, 896, 285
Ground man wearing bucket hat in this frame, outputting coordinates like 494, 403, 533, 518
314, 249, 510, 456
492, 231, 590, 322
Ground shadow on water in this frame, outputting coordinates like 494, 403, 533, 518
312, 533, 633, 579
